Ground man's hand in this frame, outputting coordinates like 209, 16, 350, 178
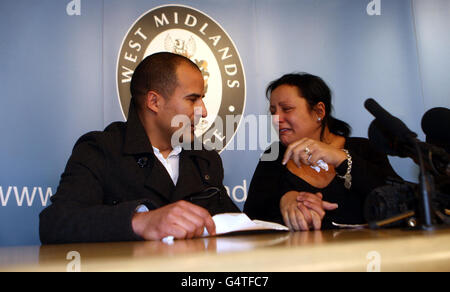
132, 201, 216, 241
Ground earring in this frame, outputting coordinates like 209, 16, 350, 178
317, 117, 322, 122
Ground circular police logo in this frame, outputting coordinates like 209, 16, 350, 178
117, 5, 246, 152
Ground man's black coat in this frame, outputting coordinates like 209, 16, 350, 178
39, 101, 240, 244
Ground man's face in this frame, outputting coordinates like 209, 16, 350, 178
158, 62, 207, 144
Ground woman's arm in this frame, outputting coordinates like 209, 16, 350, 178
336, 138, 402, 196
244, 144, 286, 224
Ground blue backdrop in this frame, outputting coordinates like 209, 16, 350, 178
0, 0, 449, 247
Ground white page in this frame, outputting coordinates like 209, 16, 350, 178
203, 213, 288, 237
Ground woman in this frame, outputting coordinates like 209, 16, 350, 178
244, 73, 400, 231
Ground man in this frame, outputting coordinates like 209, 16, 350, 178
39, 52, 240, 244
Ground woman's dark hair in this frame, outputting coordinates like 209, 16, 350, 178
266, 73, 351, 139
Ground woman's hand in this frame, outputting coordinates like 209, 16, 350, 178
282, 138, 347, 168
280, 191, 314, 231
280, 191, 338, 231
296, 192, 338, 223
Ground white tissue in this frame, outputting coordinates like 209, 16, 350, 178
310, 159, 329, 173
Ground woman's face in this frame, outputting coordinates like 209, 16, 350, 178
270, 84, 322, 146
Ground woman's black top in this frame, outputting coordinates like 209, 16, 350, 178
243, 137, 401, 228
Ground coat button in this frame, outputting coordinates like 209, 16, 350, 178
137, 157, 148, 168
204, 174, 210, 181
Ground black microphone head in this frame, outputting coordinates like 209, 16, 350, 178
364, 98, 417, 143
421, 107, 450, 151
364, 98, 380, 118
368, 119, 411, 157
368, 119, 398, 156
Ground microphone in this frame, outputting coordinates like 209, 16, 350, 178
364, 99, 449, 229
368, 119, 411, 158
421, 107, 450, 151
364, 98, 418, 144
366, 99, 450, 177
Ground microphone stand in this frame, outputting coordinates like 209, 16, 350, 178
369, 140, 440, 230
413, 139, 437, 230
368, 139, 450, 230
364, 99, 449, 229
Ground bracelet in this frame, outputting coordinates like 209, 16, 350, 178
337, 149, 352, 189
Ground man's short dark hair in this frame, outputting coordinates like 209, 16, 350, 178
130, 52, 200, 110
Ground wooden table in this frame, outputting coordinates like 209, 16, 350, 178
1, 228, 450, 272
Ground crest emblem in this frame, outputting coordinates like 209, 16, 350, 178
117, 5, 246, 152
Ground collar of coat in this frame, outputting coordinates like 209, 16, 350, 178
121, 99, 219, 203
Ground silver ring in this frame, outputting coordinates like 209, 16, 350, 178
304, 147, 311, 155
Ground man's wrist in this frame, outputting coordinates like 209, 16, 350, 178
131, 211, 147, 238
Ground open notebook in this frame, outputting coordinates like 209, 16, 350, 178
202, 213, 289, 237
